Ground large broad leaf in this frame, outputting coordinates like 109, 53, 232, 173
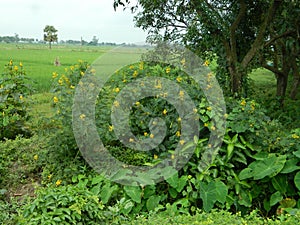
294, 171, 300, 191
124, 185, 142, 203
280, 158, 300, 174
146, 195, 161, 211
100, 184, 119, 204
272, 175, 288, 194
239, 168, 253, 180
270, 191, 283, 206
199, 181, 216, 212
214, 181, 228, 204
248, 154, 286, 180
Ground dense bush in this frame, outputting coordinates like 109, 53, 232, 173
47, 60, 300, 218
0, 60, 33, 140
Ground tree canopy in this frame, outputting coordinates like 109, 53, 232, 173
114, 0, 300, 98
43, 25, 58, 49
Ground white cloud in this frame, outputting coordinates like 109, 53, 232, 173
0, 0, 147, 43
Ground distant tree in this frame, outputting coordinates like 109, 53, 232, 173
43, 25, 58, 49
91, 36, 99, 46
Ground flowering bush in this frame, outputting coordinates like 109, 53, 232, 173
0, 60, 33, 140
50, 60, 94, 157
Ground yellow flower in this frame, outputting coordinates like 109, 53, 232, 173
139, 62, 144, 70
129, 65, 135, 70
179, 140, 185, 145
204, 60, 209, 66
193, 108, 198, 113
204, 123, 208, 127
171, 154, 175, 160
155, 80, 162, 89
292, 134, 300, 139
154, 154, 158, 159
33, 155, 38, 160
79, 114, 86, 120
70, 85, 75, 89
90, 68, 96, 74
113, 101, 120, 107
48, 174, 53, 180
135, 101, 140, 106
207, 106, 212, 111
70, 66, 75, 71
176, 77, 182, 82
181, 58, 186, 66
19, 62, 23, 67
133, 70, 138, 77
211, 126, 216, 131
144, 132, 148, 136
9, 60, 13, 66
55, 180, 62, 186
150, 134, 154, 139
14, 65, 18, 71
123, 79, 127, 83
53, 96, 59, 103
52, 72, 58, 78
129, 138, 134, 142
58, 78, 63, 85
179, 90, 184, 99
166, 67, 171, 73
114, 87, 120, 93
19, 95, 23, 100
176, 131, 181, 137
162, 109, 167, 115
80, 71, 85, 76
108, 125, 114, 132
177, 117, 182, 122
208, 144, 212, 148
224, 114, 228, 119
240, 99, 246, 106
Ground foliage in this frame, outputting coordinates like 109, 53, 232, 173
114, 0, 300, 96
50, 60, 93, 157
0, 60, 33, 140
43, 25, 58, 49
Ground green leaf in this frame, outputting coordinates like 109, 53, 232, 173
214, 181, 228, 204
270, 191, 283, 206
238, 189, 252, 207
272, 175, 287, 194
248, 154, 286, 180
281, 159, 300, 174
199, 181, 216, 212
166, 173, 179, 189
146, 195, 161, 211
294, 171, 300, 191
239, 168, 253, 180
100, 184, 118, 204
124, 185, 142, 203
293, 150, 300, 158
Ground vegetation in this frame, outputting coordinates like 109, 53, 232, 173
0, 1, 299, 224
43, 25, 58, 49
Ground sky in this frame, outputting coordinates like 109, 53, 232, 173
0, 0, 147, 44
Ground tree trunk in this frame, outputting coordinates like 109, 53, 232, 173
49, 41, 52, 49
290, 58, 300, 99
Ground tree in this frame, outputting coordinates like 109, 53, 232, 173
114, 0, 298, 96
43, 25, 58, 49
260, 1, 300, 102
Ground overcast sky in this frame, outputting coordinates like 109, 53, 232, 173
0, 0, 147, 44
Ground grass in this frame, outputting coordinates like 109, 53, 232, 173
0, 43, 111, 92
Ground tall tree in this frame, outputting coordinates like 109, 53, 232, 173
260, 0, 300, 102
43, 25, 58, 49
114, 0, 296, 96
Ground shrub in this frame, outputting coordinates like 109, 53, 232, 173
0, 60, 33, 140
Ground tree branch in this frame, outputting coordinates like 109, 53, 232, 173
241, 0, 280, 68
264, 30, 295, 47
230, 0, 246, 63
